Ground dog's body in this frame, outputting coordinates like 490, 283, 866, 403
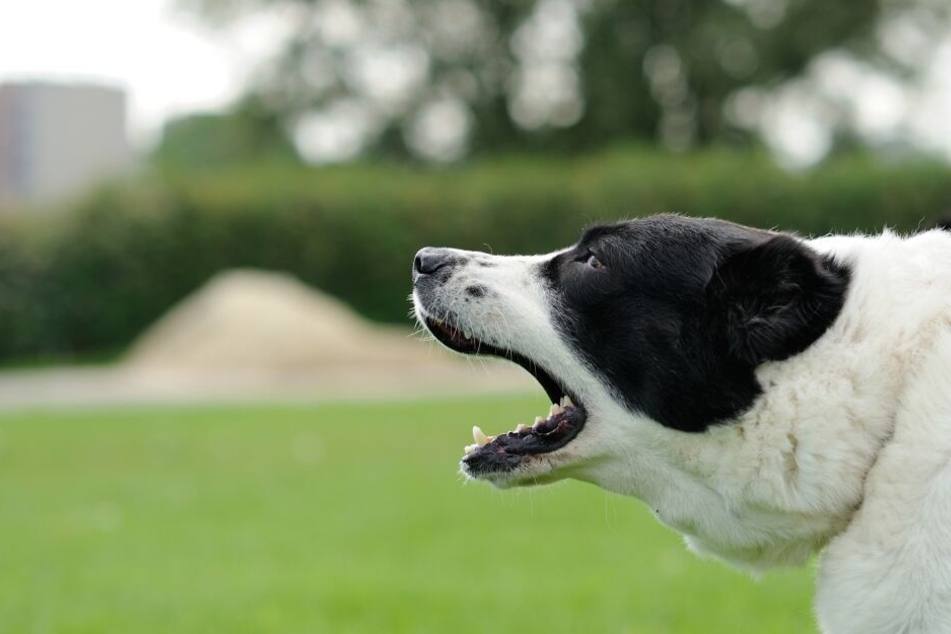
412, 215, 951, 634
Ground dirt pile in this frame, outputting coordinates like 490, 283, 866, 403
0, 269, 534, 407
126, 269, 454, 371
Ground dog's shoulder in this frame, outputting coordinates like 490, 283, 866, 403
815, 326, 951, 634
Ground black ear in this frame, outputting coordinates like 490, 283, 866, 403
709, 234, 850, 366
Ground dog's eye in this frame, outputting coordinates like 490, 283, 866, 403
585, 254, 605, 270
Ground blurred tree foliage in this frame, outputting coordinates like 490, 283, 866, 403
153, 106, 299, 169
2, 148, 950, 362
173, 0, 948, 162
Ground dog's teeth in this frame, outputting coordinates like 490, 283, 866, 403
515, 423, 529, 433
533, 416, 545, 429
472, 426, 489, 447
550, 403, 563, 416
464, 444, 479, 455
561, 395, 573, 408
463, 330, 472, 340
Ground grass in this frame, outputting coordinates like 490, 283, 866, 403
0, 395, 818, 633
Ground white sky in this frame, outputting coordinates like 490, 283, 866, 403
0, 0, 267, 147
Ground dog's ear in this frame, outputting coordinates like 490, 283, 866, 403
708, 234, 849, 366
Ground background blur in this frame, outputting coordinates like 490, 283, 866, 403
1, 1, 950, 632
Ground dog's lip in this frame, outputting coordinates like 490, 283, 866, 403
461, 400, 588, 478
462, 395, 587, 464
423, 316, 566, 404
422, 315, 588, 472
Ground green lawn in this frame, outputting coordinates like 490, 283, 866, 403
0, 396, 817, 633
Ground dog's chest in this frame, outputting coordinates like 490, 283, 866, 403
634, 356, 903, 570
643, 459, 846, 569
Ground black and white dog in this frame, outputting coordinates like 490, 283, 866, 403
411, 214, 951, 634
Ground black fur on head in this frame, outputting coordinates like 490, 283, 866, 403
542, 215, 851, 433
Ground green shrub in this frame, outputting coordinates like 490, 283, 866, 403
1, 147, 949, 362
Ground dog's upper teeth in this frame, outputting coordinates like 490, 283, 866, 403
472, 426, 490, 447
550, 403, 563, 416
560, 395, 573, 408
463, 330, 472, 340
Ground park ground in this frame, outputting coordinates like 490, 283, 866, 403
0, 395, 817, 634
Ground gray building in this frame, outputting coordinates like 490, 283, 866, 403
0, 81, 131, 207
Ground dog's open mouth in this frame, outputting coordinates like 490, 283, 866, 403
424, 316, 587, 475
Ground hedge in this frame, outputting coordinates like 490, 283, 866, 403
1, 146, 949, 362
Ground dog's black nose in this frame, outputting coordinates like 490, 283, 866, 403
413, 247, 455, 280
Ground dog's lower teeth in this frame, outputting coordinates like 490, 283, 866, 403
516, 423, 530, 433
534, 416, 545, 428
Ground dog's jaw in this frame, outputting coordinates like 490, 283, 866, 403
412, 249, 615, 486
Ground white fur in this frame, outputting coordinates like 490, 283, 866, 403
414, 229, 951, 633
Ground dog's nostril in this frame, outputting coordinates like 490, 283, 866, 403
413, 247, 455, 277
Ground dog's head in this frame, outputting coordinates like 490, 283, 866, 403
412, 214, 849, 490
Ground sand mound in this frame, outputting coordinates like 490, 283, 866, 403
126, 269, 452, 372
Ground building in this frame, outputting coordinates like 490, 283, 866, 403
0, 81, 131, 208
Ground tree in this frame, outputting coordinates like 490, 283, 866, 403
176, 0, 949, 163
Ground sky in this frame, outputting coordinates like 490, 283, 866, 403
0, 0, 276, 147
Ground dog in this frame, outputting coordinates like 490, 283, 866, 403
411, 214, 951, 634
